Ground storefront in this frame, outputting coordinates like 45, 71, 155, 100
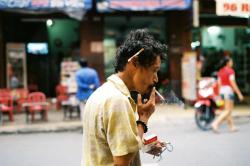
0, 0, 92, 96
98, 0, 193, 97
103, 15, 168, 77
0, 0, 193, 98
193, 0, 250, 95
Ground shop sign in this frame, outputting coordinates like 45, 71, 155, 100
0, 0, 92, 20
216, 0, 250, 17
6, 43, 27, 89
97, 0, 192, 12
181, 51, 197, 101
31, 0, 49, 7
90, 41, 103, 53
0, 0, 92, 9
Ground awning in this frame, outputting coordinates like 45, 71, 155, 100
0, 0, 93, 20
97, 0, 192, 12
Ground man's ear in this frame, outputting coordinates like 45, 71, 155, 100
131, 57, 138, 67
132, 61, 137, 67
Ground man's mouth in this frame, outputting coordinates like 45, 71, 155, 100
141, 85, 155, 100
149, 84, 155, 90
147, 85, 155, 93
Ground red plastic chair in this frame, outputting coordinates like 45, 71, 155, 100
0, 89, 11, 97
56, 85, 68, 110
15, 89, 29, 113
26, 92, 49, 122
0, 95, 14, 122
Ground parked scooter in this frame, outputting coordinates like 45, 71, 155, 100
194, 77, 223, 130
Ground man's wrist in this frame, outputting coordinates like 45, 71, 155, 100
136, 120, 148, 133
138, 117, 148, 124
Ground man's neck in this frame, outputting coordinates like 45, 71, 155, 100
117, 72, 134, 91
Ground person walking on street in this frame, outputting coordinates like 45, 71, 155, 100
212, 56, 244, 133
76, 58, 100, 113
81, 29, 167, 166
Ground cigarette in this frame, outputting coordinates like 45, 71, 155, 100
155, 90, 166, 102
128, 48, 144, 62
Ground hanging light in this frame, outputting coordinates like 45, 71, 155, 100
46, 19, 54, 27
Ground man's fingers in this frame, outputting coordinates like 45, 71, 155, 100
137, 93, 142, 105
147, 145, 163, 156
149, 87, 156, 104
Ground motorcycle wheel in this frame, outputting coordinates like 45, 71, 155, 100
195, 106, 215, 131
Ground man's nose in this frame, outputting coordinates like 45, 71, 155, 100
153, 74, 158, 83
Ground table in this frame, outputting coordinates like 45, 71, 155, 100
22, 102, 49, 122
0, 104, 2, 125
61, 96, 80, 120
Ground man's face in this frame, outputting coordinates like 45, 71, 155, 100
133, 56, 161, 94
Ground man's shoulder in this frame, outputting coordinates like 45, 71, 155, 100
76, 68, 84, 75
86, 67, 97, 72
97, 81, 122, 94
90, 81, 125, 101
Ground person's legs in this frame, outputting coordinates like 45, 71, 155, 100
225, 100, 238, 132
211, 99, 231, 133
79, 101, 86, 120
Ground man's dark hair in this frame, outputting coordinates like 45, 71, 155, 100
79, 58, 88, 67
114, 29, 167, 72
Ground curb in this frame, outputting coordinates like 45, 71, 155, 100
0, 122, 82, 135
1, 115, 250, 135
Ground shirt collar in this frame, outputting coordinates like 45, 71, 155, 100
107, 74, 131, 97
107, 74, 137, 112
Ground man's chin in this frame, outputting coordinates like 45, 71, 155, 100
142, 88, 152, 95
137, 86, 152, 95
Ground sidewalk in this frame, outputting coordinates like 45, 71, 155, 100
0, 104, 249, 135
0, 110, 82, 134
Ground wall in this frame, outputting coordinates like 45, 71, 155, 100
47, 19, 80, 95
0, 14, 5, 88
47, 19, 80, 58
80, 13, 105, 83
167, 10, 192, 98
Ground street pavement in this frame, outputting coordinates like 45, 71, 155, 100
0, 104, 250, 166
0, 104, 249, 135
141, 104, 250, 166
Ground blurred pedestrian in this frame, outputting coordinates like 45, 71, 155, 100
81, 29, 167, 166
75, 58, 100, 114
10, 74, 20, 89
211, 56, 244, 133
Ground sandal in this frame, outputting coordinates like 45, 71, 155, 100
229, 127, 238, 133
211, 124, 220, 134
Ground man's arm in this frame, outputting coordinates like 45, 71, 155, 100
113, 153, 136, 166
75, 75, 90, 89
229, 74, 244, 101
110, 89, 161, 165
137, 88, 156, 137
137, 88, 164, 156
106, 96, 142, 166
93, 71, 100, 89
112, 121, 145, 166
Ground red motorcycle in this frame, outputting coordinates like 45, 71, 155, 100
194, 77, 223, 130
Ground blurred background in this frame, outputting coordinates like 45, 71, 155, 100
0, 0, 250, 166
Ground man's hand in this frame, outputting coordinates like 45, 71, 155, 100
89, 84, 95, 90
137, 87, 156, 123
146, 141, 166, 156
